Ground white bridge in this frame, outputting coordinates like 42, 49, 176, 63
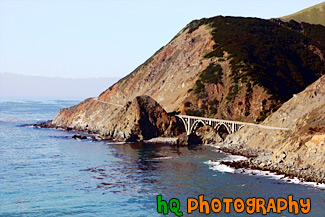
176, 115, 289, 135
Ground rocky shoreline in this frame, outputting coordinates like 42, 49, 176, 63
33, 120, 325, 184
32, 120, 100, 134
213, 143, 325, 184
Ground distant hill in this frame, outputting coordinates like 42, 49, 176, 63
281, 2, 325, 25
0, 73, 120, 98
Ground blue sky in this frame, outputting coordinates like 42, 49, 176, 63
0, 0, 323, 78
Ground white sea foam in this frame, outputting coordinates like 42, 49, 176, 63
204, 143, 221, 148
223, 154, 248, 162
152, 156, 173, 160
206, 153, 325, 189
209, 152, 247, 161
206, 160, 235, 173
106, 141, 126, 145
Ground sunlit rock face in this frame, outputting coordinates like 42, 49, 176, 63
101, 95, 184, 142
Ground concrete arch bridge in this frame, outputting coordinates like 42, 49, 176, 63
176, 115, 289, 136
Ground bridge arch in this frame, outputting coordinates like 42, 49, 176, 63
178, 116, 190, 135
214, 123, 231, 134
237, 124, 245, 131
214, 123, 231, 140
190, 120, 206, 134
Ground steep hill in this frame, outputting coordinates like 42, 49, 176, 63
226, 75, 325, 182
52, 16, 325, 137
281, 2, 325, 26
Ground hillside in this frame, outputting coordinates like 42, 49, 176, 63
226, 75, 325, 182
281, 2, 325, 26
52, 16, 325, 138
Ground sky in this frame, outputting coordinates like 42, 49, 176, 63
0, 72, 119, 98
0, 0, 323, 78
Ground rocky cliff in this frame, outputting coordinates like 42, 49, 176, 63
225, 75, 325, 182
52, 16, 325, 140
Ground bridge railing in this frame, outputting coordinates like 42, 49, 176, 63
176, 115, 289, 131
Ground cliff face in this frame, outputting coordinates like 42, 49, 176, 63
52, 16, 325, 139
226, 75, 325, 180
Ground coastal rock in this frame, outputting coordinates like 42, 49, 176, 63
176, 133, 202, 146
91, 136, 98, 142
72, 134, 87, 140
144, 137, 178, 145
34, 121, 55, 128
195, 125, 223, 144
102, 95, 184, 142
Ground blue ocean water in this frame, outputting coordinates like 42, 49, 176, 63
0, 98, 324, 217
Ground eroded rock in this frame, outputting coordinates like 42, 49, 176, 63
102, 95, 184, 142
72, 134, 87, 140
176, 133, 202, 146
195, 125, 223, 144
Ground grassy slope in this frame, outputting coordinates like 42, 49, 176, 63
281, 2, 325, 25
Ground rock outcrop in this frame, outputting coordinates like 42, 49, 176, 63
101, 95, 183, 141
176, 133, 202, 146
195, 125, 223, 144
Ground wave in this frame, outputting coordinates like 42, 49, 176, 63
205, 154, 325, 190
152, 156, 174, 160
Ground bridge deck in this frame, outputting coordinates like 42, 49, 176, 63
176, 115, 289, 131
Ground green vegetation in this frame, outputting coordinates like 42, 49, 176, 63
187, 18, 208, 34
185, 109, 202, 116
204, 48, 224, 58
199, 63, 223, 84
208, 99, 219, 116
192, 80, 205, 96
187, 63, 224, 117
191, 62, 223, 99
281, 2, 325, 26
226, 84, 239, 101
186, 16, 325, 103
257, 102, 279, 122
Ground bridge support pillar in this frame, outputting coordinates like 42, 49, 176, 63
187, 118, 191, 135
231, 123, 235, 134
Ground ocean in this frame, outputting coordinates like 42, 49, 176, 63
0, 98, 324, 216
